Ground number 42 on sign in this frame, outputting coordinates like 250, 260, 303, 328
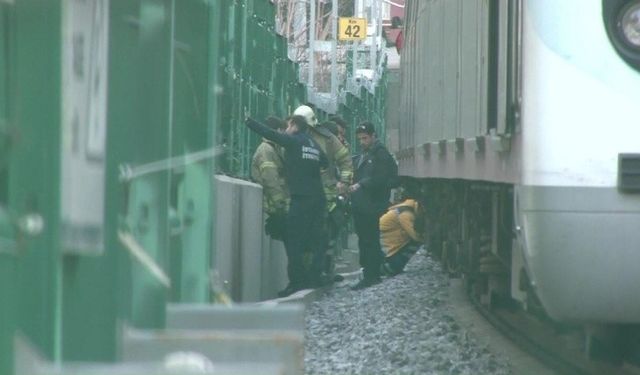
338, 18, 367, 41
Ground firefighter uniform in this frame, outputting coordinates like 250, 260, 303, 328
245, 117, 327, 295
251, 139, 289, 215
294, 105, 353, 278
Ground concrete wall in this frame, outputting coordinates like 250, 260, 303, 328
213, 175, 288, 302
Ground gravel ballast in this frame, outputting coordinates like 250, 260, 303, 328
304, 249, 512, 375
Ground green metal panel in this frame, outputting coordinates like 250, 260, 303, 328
272, 35, 288, 115
172, 0, 210, 152
177, 163, 211, 302
0, 4, 9, 125
171, 0, 213, 303
59, 0, 116, 362
61, 253, 117, 362
107, 0, 172, 330
212, 0, 333, 178
127, 0, 173, 328
217, 0, 234, 174
207, 0, 222, 282
9, 0, 63, 368
127, 176, 169, 327
107, 0, 144, 334
0, 255, 16, 375
0, 0, 13, 224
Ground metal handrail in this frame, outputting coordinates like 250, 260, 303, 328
118, 230, 171, 288
119, 145, 226, 183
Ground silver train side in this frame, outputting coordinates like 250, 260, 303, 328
394, 0, 640, 324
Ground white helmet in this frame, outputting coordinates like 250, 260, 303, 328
293, 105, 318, 127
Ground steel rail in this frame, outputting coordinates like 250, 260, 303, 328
467, 288, 638, 375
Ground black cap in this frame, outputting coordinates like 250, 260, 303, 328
355, 122, 375, 135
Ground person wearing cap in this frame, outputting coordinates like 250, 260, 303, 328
293, 105, 353, 281
349, 122, 396, 290
251, 116, 289, 241
245, 115, 328, 297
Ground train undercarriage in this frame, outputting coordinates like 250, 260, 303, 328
414, 177, 640, 374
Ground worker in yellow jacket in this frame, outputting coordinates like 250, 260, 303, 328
379, 197, 423, 276
251, 116, 289, 241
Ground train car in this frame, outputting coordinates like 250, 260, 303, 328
396, 0, 640, 352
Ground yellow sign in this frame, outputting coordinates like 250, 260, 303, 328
338, 18, 367, 41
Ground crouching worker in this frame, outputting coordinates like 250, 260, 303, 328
379, 196, 423, 276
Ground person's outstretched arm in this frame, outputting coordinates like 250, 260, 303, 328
245, 117, 296, 148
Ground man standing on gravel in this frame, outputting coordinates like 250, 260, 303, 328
245, 115, 328, 297
349, 122, 396, 290
293, 105, 353, 282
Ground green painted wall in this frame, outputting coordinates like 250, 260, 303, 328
171, 0, 213, 303
12, 0, 63, 367
0, 2, 14, 370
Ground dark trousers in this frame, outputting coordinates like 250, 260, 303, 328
285, 194, 326, 287
353, 210, 385, 280
381, 241, 420, 276
324, 206, 347, 275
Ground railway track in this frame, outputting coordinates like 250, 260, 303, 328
467, 283, 640, 375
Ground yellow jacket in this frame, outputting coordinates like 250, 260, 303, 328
309, 127, 353, 211
379, 199, 421, 257
251, 140, 289, 214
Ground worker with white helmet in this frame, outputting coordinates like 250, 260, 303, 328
245, 114, 328, 297
293, 105, 353, 281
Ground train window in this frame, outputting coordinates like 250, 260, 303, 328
487, 0, 504, 134
487, 0, 522, 135
507, 0, 523, 132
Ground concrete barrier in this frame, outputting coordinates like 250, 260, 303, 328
166, 303, 304, 331
121, 327, 303, 375
213, 175, 288, 302
120, 303, 305, 375
15, 335, 285, 375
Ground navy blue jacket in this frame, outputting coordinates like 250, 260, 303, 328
245, 117, 327, 197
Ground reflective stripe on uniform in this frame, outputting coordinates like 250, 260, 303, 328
335, 147, 353, 182
336, 147, 349, 159
259, 161, 279, 172
340, 170, 352, 182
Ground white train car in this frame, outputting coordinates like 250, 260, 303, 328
395, 0, 640, 330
